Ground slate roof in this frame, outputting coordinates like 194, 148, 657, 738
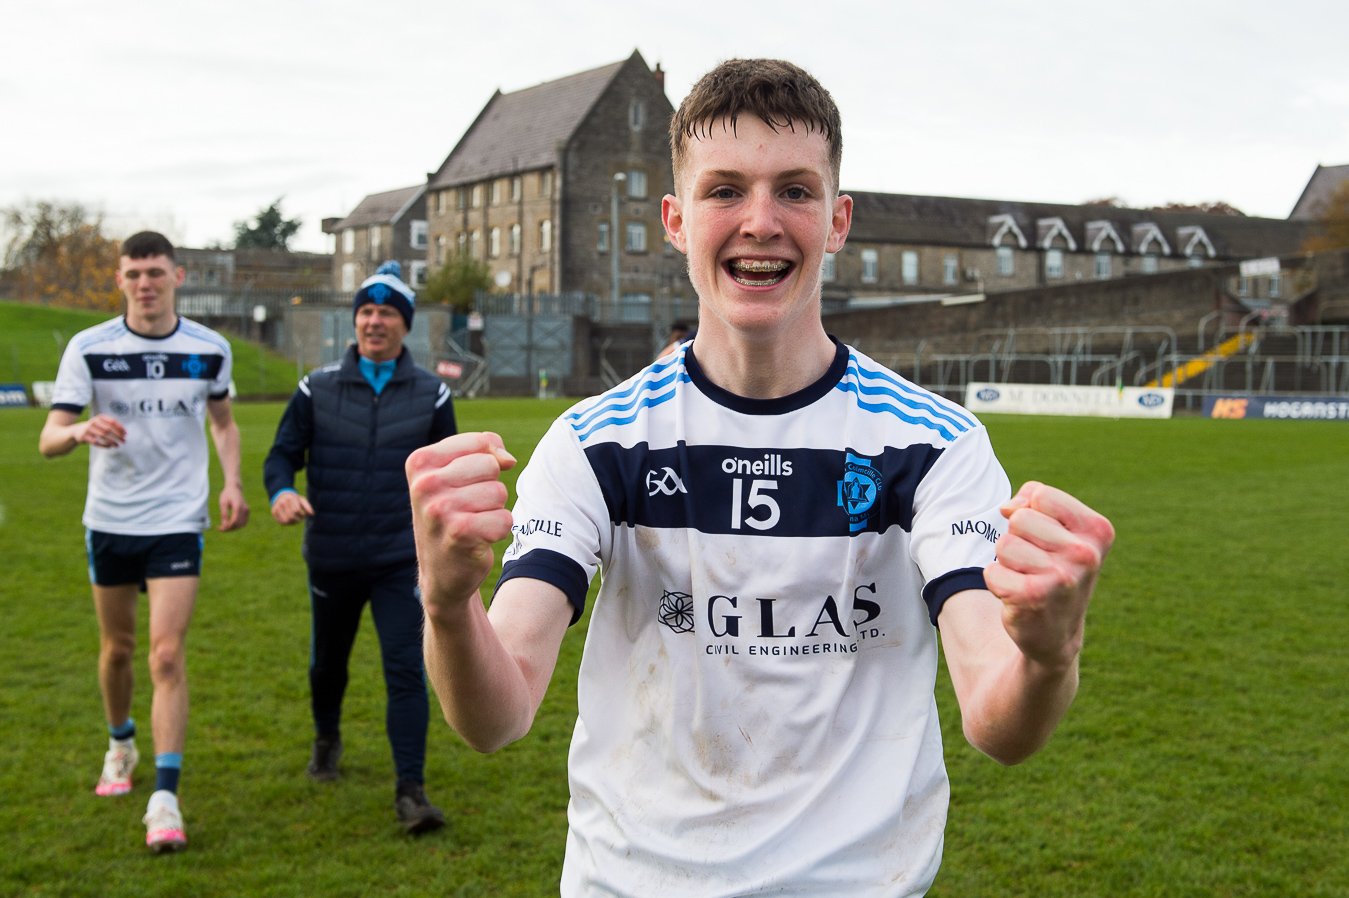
1289, 163, 1349, 220
846, 191, 1310, 260
330, 185, 424, 230
428, 54, 636, 189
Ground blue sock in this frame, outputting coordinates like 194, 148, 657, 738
109, 719, 136, 741
155, 753, 182, 794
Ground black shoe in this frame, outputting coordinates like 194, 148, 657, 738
307, 735, 342, 782
395, 780, 446, 835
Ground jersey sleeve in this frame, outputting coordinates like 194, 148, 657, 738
49, 338, 93, 414
210, 339, 233, 400
908, 424, 1011, 624
495, 416, 609, 624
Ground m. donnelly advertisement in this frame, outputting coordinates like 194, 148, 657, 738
964, 383, 1174, 419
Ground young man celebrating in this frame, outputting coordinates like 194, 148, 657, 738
408, 60, 1115, 895
39, 231, 249, 853
264, 261, 455, 834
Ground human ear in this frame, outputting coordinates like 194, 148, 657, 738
661, 194, 687, 254
826, 193, 853, 254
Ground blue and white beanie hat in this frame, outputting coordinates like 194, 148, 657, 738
352, 260, 415, 329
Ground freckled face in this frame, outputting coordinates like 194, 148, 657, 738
662, 116, 851, 342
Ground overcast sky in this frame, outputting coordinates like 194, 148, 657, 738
3, 0, 1345, 254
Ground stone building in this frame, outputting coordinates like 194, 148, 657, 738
322, 184, 428, 292
424, 50, 688, 322
834, 193, 1311, 305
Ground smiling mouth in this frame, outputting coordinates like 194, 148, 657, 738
727, 259, 792, 287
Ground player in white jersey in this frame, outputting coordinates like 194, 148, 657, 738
39, 231, 249, 854
407, 60, 1115, 896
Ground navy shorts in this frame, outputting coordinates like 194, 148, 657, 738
85, 530, 203, 588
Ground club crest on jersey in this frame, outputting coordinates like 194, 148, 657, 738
181, 353, 208, 379
837, 452, 882, 533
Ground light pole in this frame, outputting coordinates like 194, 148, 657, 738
610, 171, 626, 322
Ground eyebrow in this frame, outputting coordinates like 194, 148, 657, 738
697, 168, 825, 184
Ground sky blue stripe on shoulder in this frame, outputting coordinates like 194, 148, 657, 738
178, 319, 231, 352
566, 354, 682, 423
845, 370, 973, 435
834, 380, 960, 441
566, 362, 685, 433
571, 385, 679, 443
74, 319, 127, 351
846, 356, 978, 430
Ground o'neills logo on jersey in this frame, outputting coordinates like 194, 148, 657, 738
720, 453, 793, 477
658, 583, 889, 656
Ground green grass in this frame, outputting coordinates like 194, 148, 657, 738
0, 299, 302, 399
0, 403, 1345, 896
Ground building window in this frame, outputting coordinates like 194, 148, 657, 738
620, 292, 652, 321
902, 251, 919, 285
1142, 254, 1159, 274
471, 185, 483, 208
861, 248, 878, 283
491, 180, 504, 206
409, 261, 428, 288
996, 246, 1014, 276
943, 254, 958, 286
436, 191, 446, 215
457, 188, 467, 211
457, 232, 467, 255
511, 177, 522, 202
539, 219, 552, 253
410, 220, 428, 249
342, 229, 355, 254
597, 222, 610, 253
1269, 273, 1282, 298
370, 225, 382, 258
627, 170, 648, 199
470, 230, 481, 258
1095, 252, 1111, 279
540, 170, 553, 197
625, 222, 647, 253
630, 99, 646, 131
821, 252, 836, 282
1045, 248, 1064, 280
509, 223, 521, 256
489, 227, 501, 258
1238, 276, 1250, 296
341, 262, 357, 292
1187, 256, 1204, 269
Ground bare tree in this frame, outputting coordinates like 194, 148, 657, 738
2, 201, 121, 309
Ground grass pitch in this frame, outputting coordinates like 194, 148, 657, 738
0, 399, 1345, 897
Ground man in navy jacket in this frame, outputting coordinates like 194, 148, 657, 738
264, 262, 456, 833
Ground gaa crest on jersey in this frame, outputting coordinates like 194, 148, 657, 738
837, 452, 882, 533
646, 467, 687, 496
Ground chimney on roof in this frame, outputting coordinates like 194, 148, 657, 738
653, 62, 665, 90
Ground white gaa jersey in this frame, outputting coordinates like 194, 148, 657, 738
499, 339, 1011, 897
50, 316, 233, 535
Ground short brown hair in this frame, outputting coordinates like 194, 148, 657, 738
669, 59, 843, 193
121, 231, 176, 262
